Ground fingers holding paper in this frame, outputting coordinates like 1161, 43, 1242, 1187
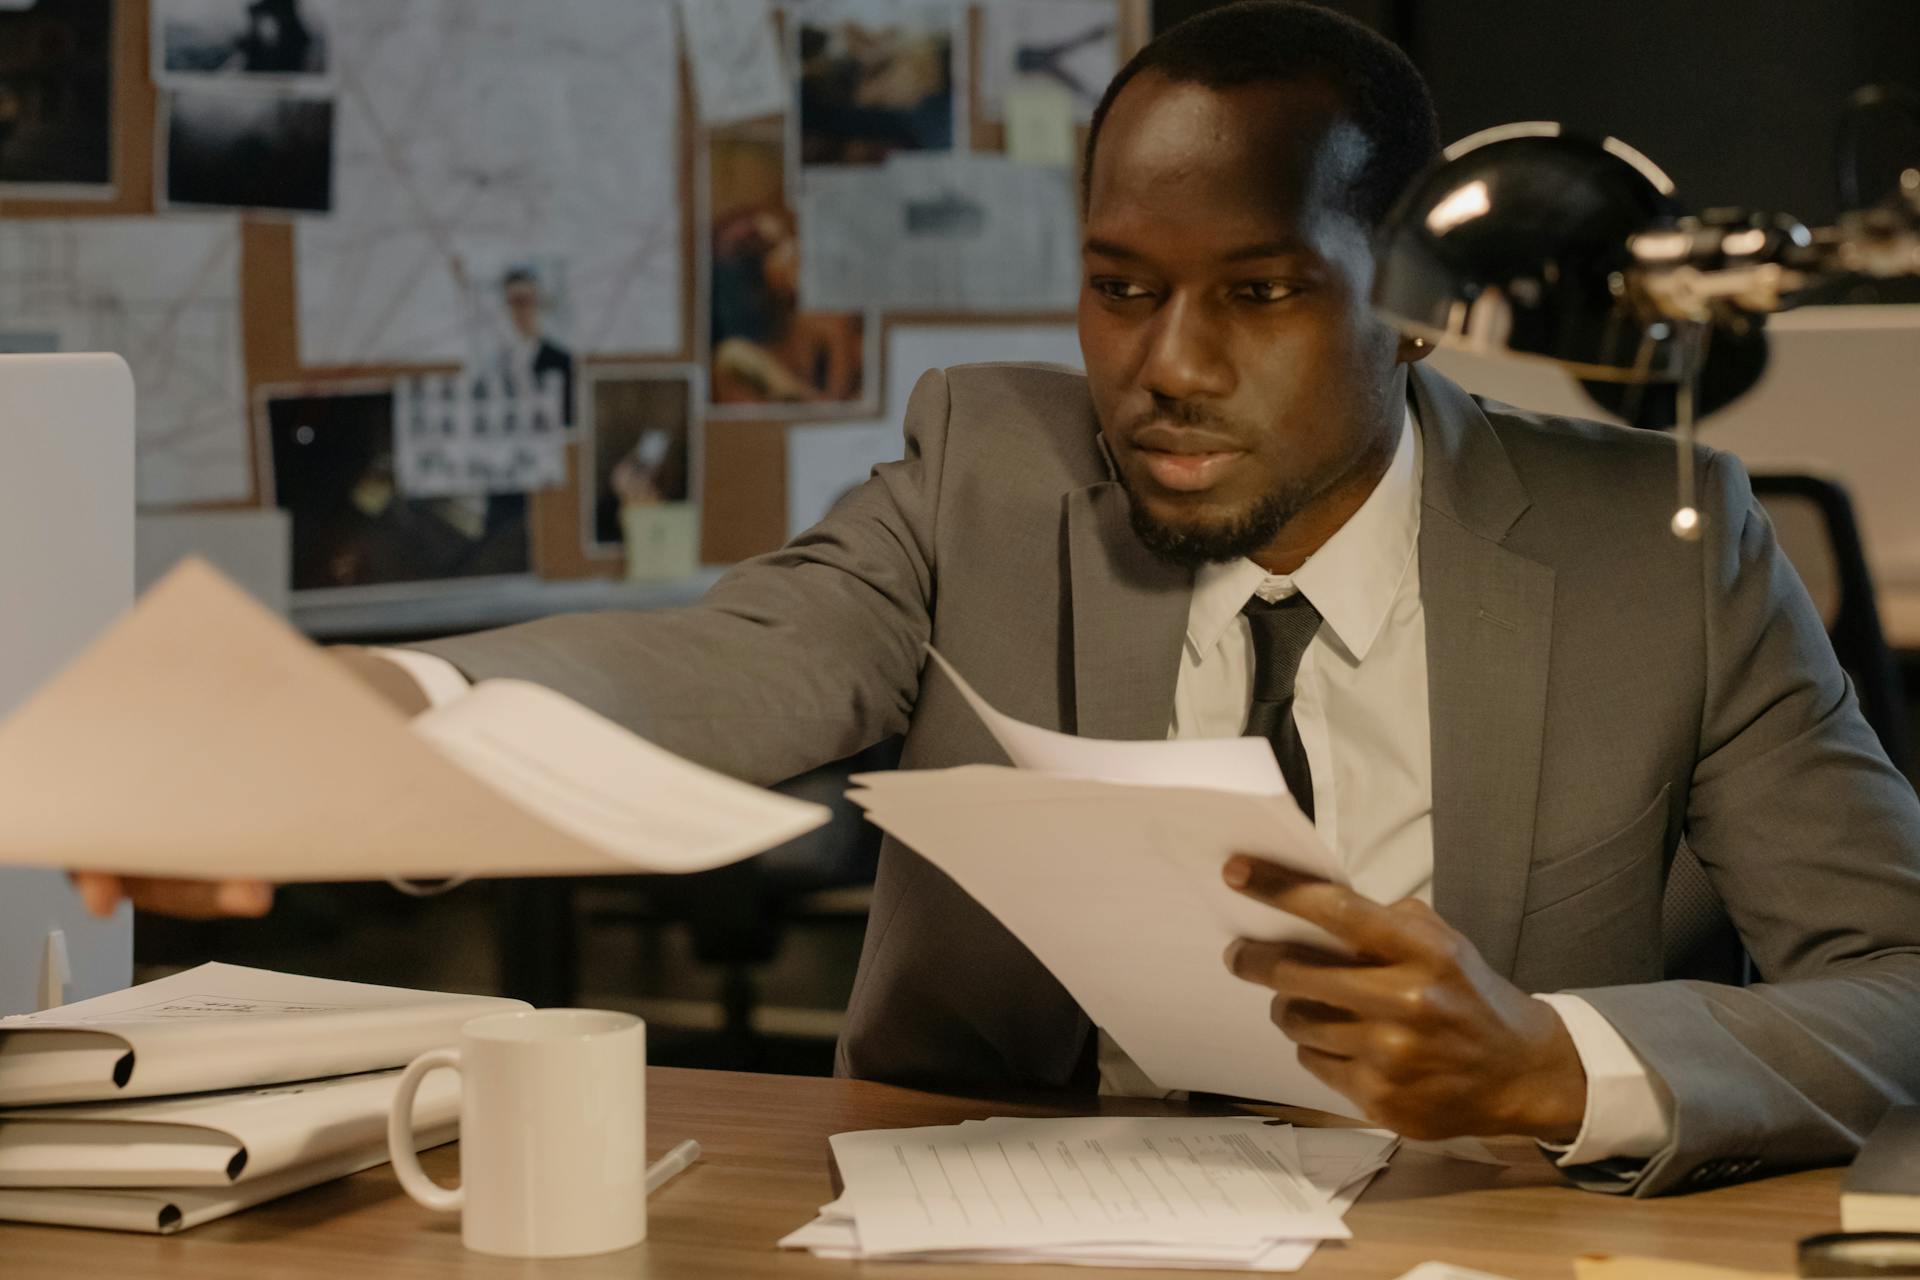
1221, 854, 1587, 1143
71, 871, 274, 920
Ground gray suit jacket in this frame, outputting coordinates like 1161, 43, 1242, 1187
419, 362, 1920, 1197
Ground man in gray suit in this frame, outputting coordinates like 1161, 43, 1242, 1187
80, 2, 1920, 1195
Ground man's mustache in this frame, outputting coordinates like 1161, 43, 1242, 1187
1124, 398, 1248, 442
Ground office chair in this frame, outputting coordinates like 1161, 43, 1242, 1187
570, 739, 898, 1067
1661, 470, 1912, 986
1749, 472, 1912, 774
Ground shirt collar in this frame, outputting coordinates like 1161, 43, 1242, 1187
1186, 404, 1422, 664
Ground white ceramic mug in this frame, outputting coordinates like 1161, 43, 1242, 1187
386, 1008, 647, 1258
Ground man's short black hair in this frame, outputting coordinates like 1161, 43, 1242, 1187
1083, 1, 1440, 228
501, 267, 538, 291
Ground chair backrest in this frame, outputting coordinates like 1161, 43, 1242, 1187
1750, 473, 1912, 775
1661, 471, 1911, 984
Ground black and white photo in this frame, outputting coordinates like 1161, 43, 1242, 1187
163, 87, 334, 214
154, 0, 334, 90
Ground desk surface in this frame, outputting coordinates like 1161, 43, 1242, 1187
0, 1066, 1840, 1279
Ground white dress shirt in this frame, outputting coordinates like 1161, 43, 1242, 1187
378, 406, 1672, 1168
1096, 408, 1670, 1169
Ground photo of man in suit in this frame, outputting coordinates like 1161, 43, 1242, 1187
497, 266, 576, 429
80, 1, 1920, 1198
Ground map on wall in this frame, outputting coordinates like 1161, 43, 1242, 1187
294, 0, 684, 367
0, 217, 248, 506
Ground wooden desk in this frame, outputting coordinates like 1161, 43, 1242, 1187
0, 1067, 1842, 1279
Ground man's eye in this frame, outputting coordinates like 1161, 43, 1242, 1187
1091, 278, 1150, 301
1238, 281, 1297, 303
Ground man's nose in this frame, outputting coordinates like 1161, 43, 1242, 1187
1138, 294, 1234, 402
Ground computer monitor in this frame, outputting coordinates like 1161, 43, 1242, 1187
0, 354, 136, 1014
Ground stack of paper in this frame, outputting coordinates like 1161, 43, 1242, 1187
780, 1115, 1396, 1270
848, 651, 1361, 1113
0, 964, 511, 1232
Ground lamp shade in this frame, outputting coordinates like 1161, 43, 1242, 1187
1372, 124, 1689, 380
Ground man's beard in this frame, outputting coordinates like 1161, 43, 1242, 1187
1120, 472, 1320, 566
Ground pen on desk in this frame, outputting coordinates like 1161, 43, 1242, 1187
646, 1139, 702, 1195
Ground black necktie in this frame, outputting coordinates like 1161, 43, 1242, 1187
1242, 593, 1323, 823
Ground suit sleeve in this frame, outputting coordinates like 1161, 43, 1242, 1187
407, 369, 956, 786
1564, 448, 1920, 1196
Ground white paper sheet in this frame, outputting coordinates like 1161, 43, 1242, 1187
0, 559, 831, 885
848, 649, 1362, 1111
831, 1116, 1347, 1257
0, 217, 247, 505
927, 647, 1292, 795
297, 0, 682, 365
677, 0, 787, 126
799, 154, 1081, 311
979, 0, 1120, 123
393, 370, 568, 497
784, 323, 1081, 537
0, 963, 523, 1106
784, 1117, 1394, 1269
786, 423, 904, 537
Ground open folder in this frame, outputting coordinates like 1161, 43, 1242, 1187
848, 650, 1363, 1115
0, 559, 829, 881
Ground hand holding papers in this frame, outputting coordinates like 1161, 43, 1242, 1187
849, 650, 1363, 1113
781, 1116, 1396, 1270
0, 559, 829, 882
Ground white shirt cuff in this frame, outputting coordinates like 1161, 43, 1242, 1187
1533, 993, 1673, 1167
367, 648, 471, 709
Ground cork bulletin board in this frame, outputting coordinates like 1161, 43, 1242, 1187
0, 0, 1148, 588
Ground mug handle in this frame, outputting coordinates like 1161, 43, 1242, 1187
387, 1047, 463, 1213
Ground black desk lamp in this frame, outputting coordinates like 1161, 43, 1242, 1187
1372, 100, 1920, 540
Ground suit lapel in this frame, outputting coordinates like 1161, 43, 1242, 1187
1412, 366, 1555, 977
1065, 480, 1191, 739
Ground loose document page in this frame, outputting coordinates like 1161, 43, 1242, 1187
833, 1116, 1348, 1256
0, 559, 828, 881
849, 651, 1362, 1113
784, 1118, 1396, 1269
0, 963, 524, 1106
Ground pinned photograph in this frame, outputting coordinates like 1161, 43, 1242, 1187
261, 384, 532, 595
0, 0, 114, 196
460, 256, 575, 428
798, 154, 1081, 311
796, 2, 960, 167
153, 0, 334, 90
583, 365, 700, 558
707, 119, 871, 416
162, 87, 334, 214
392, 370, 567, 500
979, 0, 1119, 122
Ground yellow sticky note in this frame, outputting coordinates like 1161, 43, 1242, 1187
621, 503, 700, 581
1005, 81, 1077, 168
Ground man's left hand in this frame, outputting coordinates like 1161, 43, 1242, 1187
1222, 854, 1587, 1142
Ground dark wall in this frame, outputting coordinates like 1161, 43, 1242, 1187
1407, 0, 1920, 225
1154, 1, 1920, 225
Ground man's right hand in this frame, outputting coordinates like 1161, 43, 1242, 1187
70, 647, 432, 920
